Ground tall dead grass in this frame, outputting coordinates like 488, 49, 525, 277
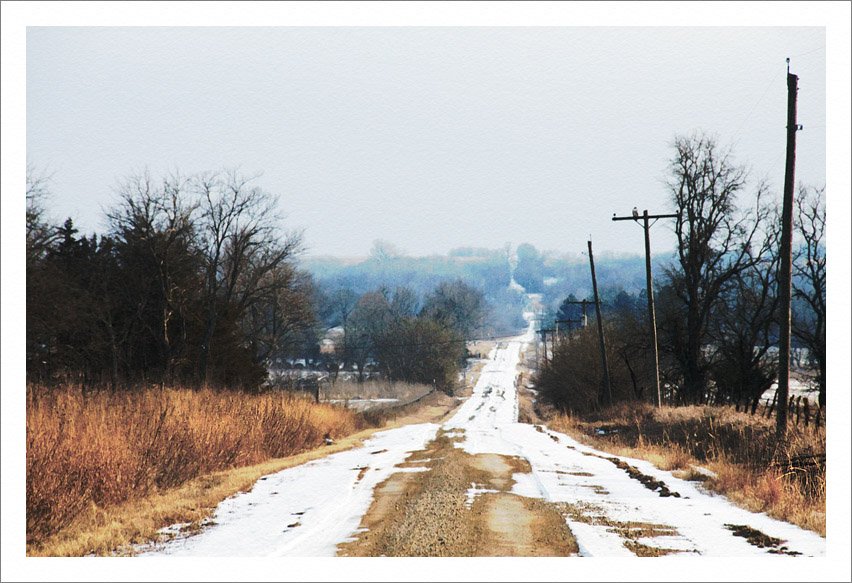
26, 384, 366, 550
322, 380, 432, 402
545, 402, 826, 536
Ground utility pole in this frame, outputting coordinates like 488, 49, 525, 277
563, 299, 593, 328
613, 209, 678, 407
587, 240, 612, 407
555, 318, 582, 344
777, 60, 801, 443
533, 316, 544, 369
540, 329, 555, 366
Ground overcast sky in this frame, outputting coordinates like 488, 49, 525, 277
23, 21, 833, 259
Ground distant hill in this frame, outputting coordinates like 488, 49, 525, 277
298, 244, 677, 337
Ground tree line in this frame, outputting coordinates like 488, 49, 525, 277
26, 169, 314, 390
313, 281, 488, 394
26, 168, 489, 394
536, 131, 827, 413
304, 243, 527, 337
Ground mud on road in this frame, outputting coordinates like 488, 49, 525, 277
337, 429, 579, 557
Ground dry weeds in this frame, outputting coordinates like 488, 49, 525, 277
26, 384, 366, 553
322, 380, 431, 402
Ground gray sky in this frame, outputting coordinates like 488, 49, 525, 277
24, 23, 830, 259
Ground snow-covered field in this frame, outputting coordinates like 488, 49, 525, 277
139, 316, 826, 563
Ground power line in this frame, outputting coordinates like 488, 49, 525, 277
790, 45, 825, 58
731, 66, 783, 141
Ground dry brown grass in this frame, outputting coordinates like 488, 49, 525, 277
28, 425, 386, 557
26, 384, 366, 553
322, 380, 431, 403
543, 402, 826, 536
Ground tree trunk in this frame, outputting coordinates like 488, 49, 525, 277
199, 312, 217, 386
682, 302, 704, 403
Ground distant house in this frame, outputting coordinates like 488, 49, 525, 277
320, 326, 344, 355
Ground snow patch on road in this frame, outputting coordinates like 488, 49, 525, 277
464, 483, 499, 509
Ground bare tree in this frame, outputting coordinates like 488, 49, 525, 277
107, 171, 199, 384
345, 289, 392, 382
241, 264, 315, 371
708, 204, 782, 409
26, 163, 58, 264
791, 185, 826, 407
420, 279, 488, 338
369, 239, 404, 262
664, 132, 767, 402
26, 164, 60, 381
194, 170, 303, 385
329, 287, 359, 329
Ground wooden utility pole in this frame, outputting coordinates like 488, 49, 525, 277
563, 299, 592, 328
533, 316, 544, 368
777, 61, 800, 442
613, 209, 678, 407
555, 318, 582, 344
587, 240, 612, 407
539, 329, 555, 366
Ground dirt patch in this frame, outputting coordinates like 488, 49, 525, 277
468, 453, 531, 490
566, 446, 682, 498
558, 501, 688, 556
475, 494, 577, 557
517, 386, 540, 425
725, 524, 801, 556
337, 432, 578, 557
604, 456, 682, 498
623, 539, 682, 557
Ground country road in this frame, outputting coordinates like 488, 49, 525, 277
139, 317, 826, 558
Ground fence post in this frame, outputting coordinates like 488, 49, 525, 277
766, 391, 778, 418
803, 399, 810, 427
795, 396, 801, 425
814, 406, 821, 433
788, 396, 796, 425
